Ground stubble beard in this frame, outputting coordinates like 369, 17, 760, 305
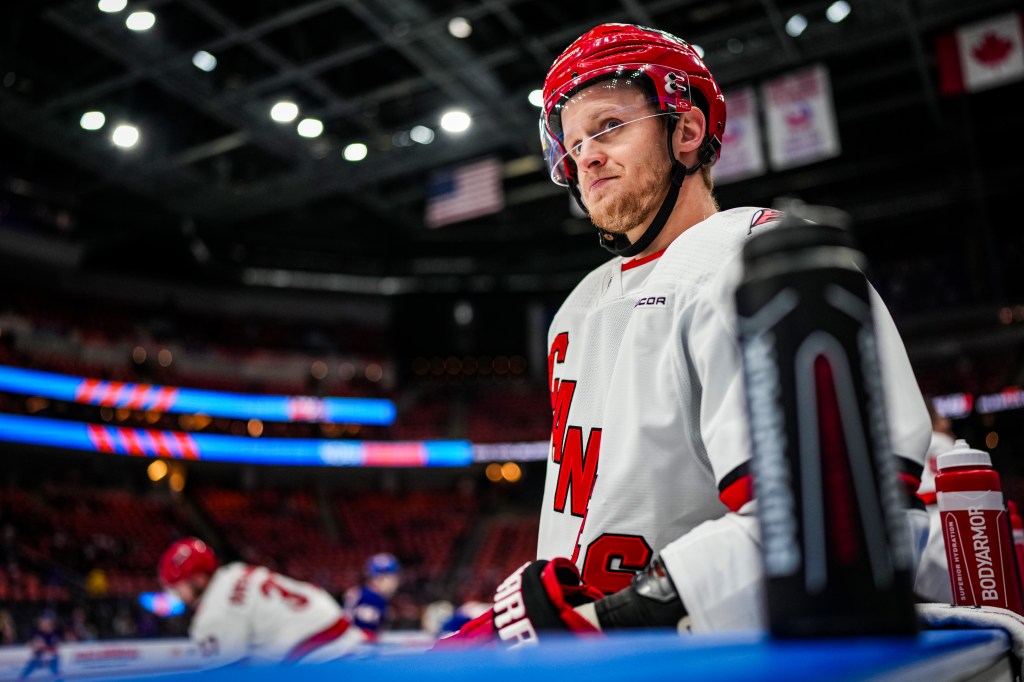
586, 159, 671, 235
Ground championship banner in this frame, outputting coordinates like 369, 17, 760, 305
762, 64, 841, 171
936, 12, 1024, 94
712, 86, 765, 185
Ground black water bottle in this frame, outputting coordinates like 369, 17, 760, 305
735, 207, 917, 637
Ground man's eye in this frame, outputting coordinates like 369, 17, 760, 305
604, 119, 622, 131
568, 142, 582, 158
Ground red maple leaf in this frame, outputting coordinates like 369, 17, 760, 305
972, 31, 1013, 66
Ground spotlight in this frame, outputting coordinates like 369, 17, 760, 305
410, 125, 435, 144
270, 101, 299, 123
297, 118, 324, 138
440, 110, 471, 133
343, 143, 368, 161
111, 124, 139, 148
448, 17, 472, 38
80, 111, 106, 130
98, 0, 127, 12
125, 11, 156, 31
192, 50, 217, 72
786, 14, 808, 37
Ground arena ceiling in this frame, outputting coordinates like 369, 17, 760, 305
1, 0, 1021, 306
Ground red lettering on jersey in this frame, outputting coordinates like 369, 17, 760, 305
260, 573, 310, 610
553, 426, 601, 518
548, 332, 602, 521
551, 380, 576, 464
230, 566, 256, 605
548, 332, 569, 411
581, 534, 653, 595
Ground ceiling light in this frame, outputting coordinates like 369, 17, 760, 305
691, 44, 705, 59
409, 125, 434, 144
125, 11, 156, 31
343, 143, 367, 162
192, 50, 217, 72
448, 17, 472, 39
270, 101, 299, 123
528, 89, 543, 107
786, 13, 808, 37
440, 110, 471, 133
112, 124, 139, 148
726, 38, 743, 54
297, 118, 323, 138
80, 111, 106, 131
826, 1, 851, 23
97, 0, 127, 12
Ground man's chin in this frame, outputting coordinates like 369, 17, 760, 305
590, 212, 633, 235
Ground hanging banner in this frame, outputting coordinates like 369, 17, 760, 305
763, 64, 841, 171
937, 12, 1024, 94
712, 86, 765, 185
425, 156, 504, 227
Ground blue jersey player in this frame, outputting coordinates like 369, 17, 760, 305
344, 553, 401, 641
19, 611, 63, 681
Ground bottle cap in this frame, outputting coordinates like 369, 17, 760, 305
936, 438, 992, 471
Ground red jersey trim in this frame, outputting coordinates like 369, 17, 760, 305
719, 473, 754, 513
283, 616, 353, 663
919, 491, 937, 506
621, 248, 666, 271
898, 471, 921, 497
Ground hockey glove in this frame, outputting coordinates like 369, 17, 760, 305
432, 558, 603, 649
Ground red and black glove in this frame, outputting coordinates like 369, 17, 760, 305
433, 558, 604, 650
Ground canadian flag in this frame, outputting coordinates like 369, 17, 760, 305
936, 12, 1024, 94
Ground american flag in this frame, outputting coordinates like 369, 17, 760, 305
425, 156, 505, 228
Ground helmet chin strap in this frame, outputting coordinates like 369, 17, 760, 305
569, 120, 709, 258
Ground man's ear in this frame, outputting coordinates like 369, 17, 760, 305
672, 108, 706, 160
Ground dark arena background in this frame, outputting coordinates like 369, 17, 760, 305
1, 0, 1023, 680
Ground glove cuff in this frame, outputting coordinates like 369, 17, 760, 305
493, 560, 601, 646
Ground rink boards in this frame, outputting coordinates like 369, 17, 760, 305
3, 628, 1013, 682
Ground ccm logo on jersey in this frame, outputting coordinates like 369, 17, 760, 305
634, 296, 667, 308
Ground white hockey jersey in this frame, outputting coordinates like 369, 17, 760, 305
190, 562, 367, 667
538, 207, 932, 631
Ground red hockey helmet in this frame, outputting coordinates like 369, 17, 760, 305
159, 537, 218, 586
540, 23, 726, 187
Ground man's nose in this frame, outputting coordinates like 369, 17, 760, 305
576, 138, 606, 170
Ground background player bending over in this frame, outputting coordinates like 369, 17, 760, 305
440, 23, 943, 647
159, 537, 368, 666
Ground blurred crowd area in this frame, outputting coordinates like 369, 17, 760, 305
0, 290, 552, 444
0, 451, 543, 644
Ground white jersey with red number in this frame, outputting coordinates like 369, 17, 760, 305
190, 562, 367, 666
539, 207, 932, 632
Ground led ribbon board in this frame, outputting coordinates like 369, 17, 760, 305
0, 413, 471, 467
0, 365, 396, 425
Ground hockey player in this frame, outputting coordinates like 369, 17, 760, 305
18, 610, 63, 681
343, 552, 401, 641
158, 537, 368, 666
439, 23, 936, 646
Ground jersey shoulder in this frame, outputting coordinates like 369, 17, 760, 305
557, 257, 620, 313
650, 207, 784, 293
